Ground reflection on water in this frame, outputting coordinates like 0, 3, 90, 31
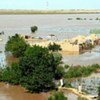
0, 83, 48, 100
63, 46, 100, 66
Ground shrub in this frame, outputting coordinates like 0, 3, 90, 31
76, 18, 82, 20
48, 92, 67, 100
96, 17, 100, 20
1, 63, 21, 85
5, 34, 28, 57
64, 80, 72, 88
48, 43, 62, 52
55, 66, 65, 80
64, 65, 70, 69
18, 46, 62, 92
64, 64, 100, 79
31, 26, 38, 33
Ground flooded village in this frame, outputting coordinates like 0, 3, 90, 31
0, 11, 100, 100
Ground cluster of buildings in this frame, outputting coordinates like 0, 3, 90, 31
22, 34, 99, 53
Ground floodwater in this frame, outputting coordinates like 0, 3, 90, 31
63, 46, 100, 66
0, 83, 48, 100
0, 14, 100, 66
0, 14, 100, 99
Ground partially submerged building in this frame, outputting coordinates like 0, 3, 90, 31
23, 34, 99, 53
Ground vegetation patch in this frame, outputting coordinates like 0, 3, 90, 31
0, 34, 64, 93
76, 18, 82, 20
90, 29, 100, 34
48, 92, 67, 100
48, 43, 62, 52
5, 34, 29, 57
31, 26, 38, 33
64, 64, 100, 79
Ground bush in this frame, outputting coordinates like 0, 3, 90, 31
1, 63, 21, 85
64, 65, 69, 69
76, 18, 82, 20
53, 53, 62, 65
18, 46, 62, 93
96, 17, 100, 20
64, 64, 100, 78
55, 66, 65, 80
48, 92, 67, 100
31, 26, 38, 33
64, 80, 72, 88
48, 43, 62, 52
1, 46, 62, 92
5, 34, 28, 57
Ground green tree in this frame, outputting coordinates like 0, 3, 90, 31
48, 92, 67, 100
53, 53, 64, 80
31, 26, 38, 33
19, 46, 62, 92
1, 63, 21, 85
48, 43, 62, 52
5, 34, 28, 57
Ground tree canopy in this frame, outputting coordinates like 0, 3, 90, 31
19, 46, 62, 92
5, 34, 28, 57
2, 33, 63, 93
31, 26, 38, 33
48, 43, 62, 52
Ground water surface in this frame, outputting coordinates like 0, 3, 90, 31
0, 83, 48, 100
0, 14, 100, 66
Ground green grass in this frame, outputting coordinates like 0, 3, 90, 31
90, 29, 100, 34
64, 64, 100, 79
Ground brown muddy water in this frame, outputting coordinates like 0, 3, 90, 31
0, 83, 49, 100
0, 14, 100, 99
0, 82, 79, 100
0, 14, 100, 66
